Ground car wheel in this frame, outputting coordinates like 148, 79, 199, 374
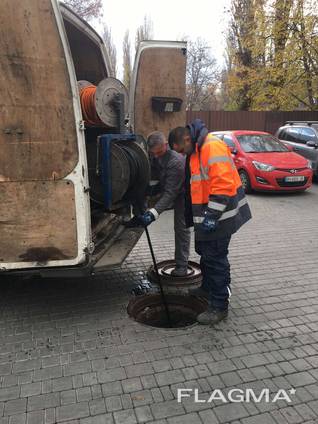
239, 170, 252, 193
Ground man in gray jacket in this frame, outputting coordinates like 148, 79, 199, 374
139, 131, 190, 277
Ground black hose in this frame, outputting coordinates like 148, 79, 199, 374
119, 144, 172, 327
144, 226, 172, 328
119, 144, 139, 190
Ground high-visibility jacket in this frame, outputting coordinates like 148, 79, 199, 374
188, 133, 251, 240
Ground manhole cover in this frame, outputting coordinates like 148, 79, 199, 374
147, 260, 202, 290
127, 293, 208, 328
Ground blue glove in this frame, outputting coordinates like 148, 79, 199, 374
201, 214, 218, 232
139, 211, 156, 227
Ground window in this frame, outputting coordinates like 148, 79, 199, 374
223, 135, 236, 149
285, 127, 303, 143
300, 127, 318, 143
278, 129, 287, 140
236, 134, 288, 153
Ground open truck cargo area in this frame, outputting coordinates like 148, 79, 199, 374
0, 0, 186, 277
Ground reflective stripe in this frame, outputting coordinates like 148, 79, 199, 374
207, 155, 236, 171
208, 201, 227, 211
192, 156, 235, 184
228, 286, 232, 297
219, 198, 248, 221
149, 180, 160, 186
193, 217, 204, 223
199, 164, 209, 179
190, 174, 209, 182
207, 156, 232, 165
149, 208, 159, 220
193, 198, 248, 224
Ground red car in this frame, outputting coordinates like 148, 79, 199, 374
212, 131, 313, 192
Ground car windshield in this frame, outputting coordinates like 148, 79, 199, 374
237, 134, 289, 153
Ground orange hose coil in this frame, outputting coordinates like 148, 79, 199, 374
79, 85, 104, 126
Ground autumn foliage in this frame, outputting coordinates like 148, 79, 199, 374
224, 0, 318, 111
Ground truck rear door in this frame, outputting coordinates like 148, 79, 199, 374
91, 41, 187, 273
0, 0, 91, 271
130, 41, 187, 139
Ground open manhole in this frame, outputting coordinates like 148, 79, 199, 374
127, 293, 208, 328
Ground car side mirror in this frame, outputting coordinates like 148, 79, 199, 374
306, 140, 318, 148
231, 148, 238, 155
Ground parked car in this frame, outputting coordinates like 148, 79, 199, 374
276, 122, 318, 178
212, 131, 313, 193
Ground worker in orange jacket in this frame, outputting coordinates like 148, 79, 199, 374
169, 120, 252, 325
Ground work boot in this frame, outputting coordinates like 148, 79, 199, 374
188, 286, 209, 300
197, 307, 228, 325
170, 267, 188, 277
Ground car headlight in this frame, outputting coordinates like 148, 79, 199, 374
252, 161, 275, 172
307, 160, 314, 169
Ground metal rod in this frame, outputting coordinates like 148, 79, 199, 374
144, 226, 172, 328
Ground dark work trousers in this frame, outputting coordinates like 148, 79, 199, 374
195, 237, 231, 311
174, 195, 191, 268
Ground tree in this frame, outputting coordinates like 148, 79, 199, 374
135, 15, 154, 52
186, 38, 221, 110
63, 0, 103, 21
224, 0, 318, 111
123, 30, 132, 91
103, 25, 117, 77
224, 0, 257, 110
289, 0, 318, 109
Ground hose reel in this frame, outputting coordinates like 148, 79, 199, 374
87, 134, 150, 211
78, 78, 129, 128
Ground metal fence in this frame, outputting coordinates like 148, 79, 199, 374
186, 111, 318, 134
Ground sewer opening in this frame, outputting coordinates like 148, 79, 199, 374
127, 293, 208, 328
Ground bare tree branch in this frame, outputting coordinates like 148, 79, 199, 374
123, 30, 132, 90
63, 0, 103, 20
186, 38, 221, 110
102, 25, 117, 77
135, 16, 154, 52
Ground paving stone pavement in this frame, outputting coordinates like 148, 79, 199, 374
0, 184, 318, 424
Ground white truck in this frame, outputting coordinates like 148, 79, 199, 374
0, 0, 187, 277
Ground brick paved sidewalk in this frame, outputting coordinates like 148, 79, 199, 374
0, 185, 317, 424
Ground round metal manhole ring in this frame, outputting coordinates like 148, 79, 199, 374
147, 260, 202, 287
127, 293, 208, 329
161, 264, 195, 277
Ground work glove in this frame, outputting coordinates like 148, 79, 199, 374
139, 210, 156, 227
201, 212, 218, 232
123, 216, 142, 228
